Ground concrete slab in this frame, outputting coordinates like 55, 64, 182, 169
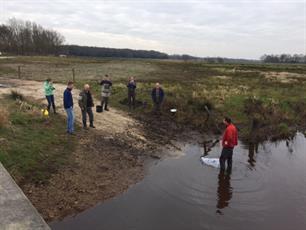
0, 163, 50, 230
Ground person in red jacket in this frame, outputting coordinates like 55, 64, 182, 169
220, 117, 238, 172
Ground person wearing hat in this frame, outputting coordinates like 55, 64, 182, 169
44, 78, 56, 114
78, 84, 95, 129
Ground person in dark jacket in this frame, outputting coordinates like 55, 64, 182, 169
99, 75, 112, 111
151, 82, 164, 113
219, 117, 238, 172
127, 77, 136, 110
78, 84, 95, 129
63, 81, 75, 134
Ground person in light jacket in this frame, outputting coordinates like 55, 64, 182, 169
99, 75, 112, 111
44, 78, 56, 114
78, 84, 95, 129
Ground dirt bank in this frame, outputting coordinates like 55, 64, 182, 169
0, 78, 181, 222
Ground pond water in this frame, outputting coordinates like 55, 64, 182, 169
51, 133, 306, 230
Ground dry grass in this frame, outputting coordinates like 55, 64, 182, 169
0, 107, 9, 128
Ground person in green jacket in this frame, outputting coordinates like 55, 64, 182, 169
44, 78, 56, 114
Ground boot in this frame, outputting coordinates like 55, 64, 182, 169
90, 122, 96, 128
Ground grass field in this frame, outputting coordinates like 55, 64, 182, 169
1, 56, 306, 142
0, 95, 77, 184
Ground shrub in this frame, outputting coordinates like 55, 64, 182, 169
10, 90, 24, 101
278, 122, 289, 134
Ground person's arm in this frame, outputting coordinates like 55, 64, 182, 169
78, 92, 84, 110
223, 128, 233, 147
63, 91, 68, 108
70, 92, 73, 108
160, 88, 165, 101
151, 89, 155, 102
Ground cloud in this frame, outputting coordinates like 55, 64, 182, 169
0, 0, 305, 58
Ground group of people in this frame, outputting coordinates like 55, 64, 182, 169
43, 75, 166, 134
44, 76, 237, 173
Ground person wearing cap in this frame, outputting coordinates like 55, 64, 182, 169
44, 78, 56, 114
78, 84, 95, 129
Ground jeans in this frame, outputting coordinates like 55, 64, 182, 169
101, 97, 109, 110
46, 95, 56, 113
128, 92, 136, 109
153, 101, 162, 113
65, 107, 75, 133
219, 148, 233, 171
81, 107, 94, 127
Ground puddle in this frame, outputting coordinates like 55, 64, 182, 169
51, 133, 306, 230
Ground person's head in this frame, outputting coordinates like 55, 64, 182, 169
130, 76, 134, 81
46, 78, 51, 82
223, 117, 232, 126
67, 81, 74, 89
84, 84, 90, 91
155, 82, 160, 89
104, 74, 109, 79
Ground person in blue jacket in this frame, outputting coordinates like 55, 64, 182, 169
63, 81, 75, 134
151, 82, 164, 113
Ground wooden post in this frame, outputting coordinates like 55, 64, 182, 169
72, 68, 75, 82
18, 66, 21, 79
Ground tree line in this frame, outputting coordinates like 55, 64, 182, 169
62, 45, 169, 59
0, 18, 65, 55
261, 54, 306, 64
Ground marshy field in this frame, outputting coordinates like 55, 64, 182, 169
1, 56, 306, 229
2, 56, 306, 141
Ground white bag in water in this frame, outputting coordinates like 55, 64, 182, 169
201, 157, 220, 168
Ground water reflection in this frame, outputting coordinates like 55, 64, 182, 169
248, 143, 258, 168
216, 171, 233, 214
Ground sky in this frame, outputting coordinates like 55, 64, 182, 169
0, 0, 305, 59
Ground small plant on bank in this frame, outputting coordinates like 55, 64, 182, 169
10, 90, 24, 101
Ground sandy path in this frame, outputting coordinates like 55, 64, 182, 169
0, 78, 147, 143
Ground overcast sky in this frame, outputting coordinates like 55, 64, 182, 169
0, 0, 305, 59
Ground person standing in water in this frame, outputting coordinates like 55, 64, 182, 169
220, 117, 238, 172
127, 76, 137, 110
151, 82, 164, 113
44, 78, 56, 114
99, 75, 112, 112
63, 81, 75, 135
78, 84, 95, 129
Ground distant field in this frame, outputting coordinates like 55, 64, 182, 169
1, 56, 306, 141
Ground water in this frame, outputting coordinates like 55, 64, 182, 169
51, 133, 306, 230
